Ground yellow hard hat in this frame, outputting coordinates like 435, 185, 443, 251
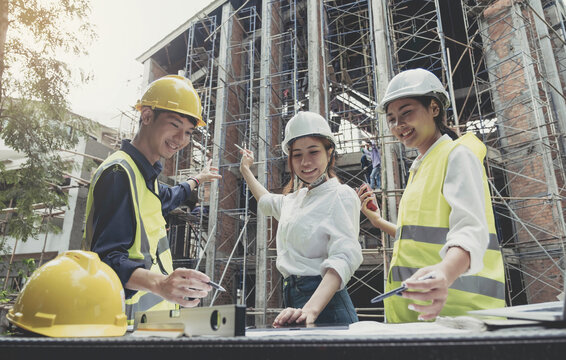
7, 250, 127, 337
135, 74, 205, 127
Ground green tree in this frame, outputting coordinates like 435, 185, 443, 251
0, 0, 96, 244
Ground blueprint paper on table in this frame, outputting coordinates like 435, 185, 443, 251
245, 320, 474, 337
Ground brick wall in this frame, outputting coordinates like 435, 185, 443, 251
483, 0, 563, 302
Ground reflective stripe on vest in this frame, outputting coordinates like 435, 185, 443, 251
384, 133, 505, 323
390, 265, 505, 300
395, 225, 500, 251
82, 151, 175, 324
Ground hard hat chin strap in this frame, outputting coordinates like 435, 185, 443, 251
296, 172, 327, 189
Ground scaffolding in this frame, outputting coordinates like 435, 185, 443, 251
384, 0, 566, 305
321, 0, 385, 318
458, 0, 566, 304
168, 14, 220, 275
323, 0, 379, 153
152, 0, 566, 327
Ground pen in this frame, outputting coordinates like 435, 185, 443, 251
207, 280, 226, 292
370, 272, 436, 304
236, 143, 261, 165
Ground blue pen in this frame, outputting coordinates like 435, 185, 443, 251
370, 272, 436, 304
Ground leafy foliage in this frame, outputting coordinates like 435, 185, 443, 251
0, 0, 96, 242
0, 289, 9, 302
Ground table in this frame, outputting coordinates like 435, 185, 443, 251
2, 325, 566, 360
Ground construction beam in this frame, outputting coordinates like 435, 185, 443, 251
206, 2, 235, 305
307, 0, 326, 115
256, 0, 274, 326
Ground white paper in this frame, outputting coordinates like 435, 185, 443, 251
245, 320, 474, 337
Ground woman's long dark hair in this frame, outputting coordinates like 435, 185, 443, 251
282, 136, 338, 194
413, 96, 459, 140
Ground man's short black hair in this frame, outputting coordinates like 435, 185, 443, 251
139, 109, 198, 127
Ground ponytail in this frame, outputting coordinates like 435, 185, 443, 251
414, 96, 459, 140
438, 121, 459, 140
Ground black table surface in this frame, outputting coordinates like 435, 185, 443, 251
2, 325, 566, 360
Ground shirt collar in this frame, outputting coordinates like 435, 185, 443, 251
409, 134, 451, 172
306, 176, 339, 195
120, 139, 162, 182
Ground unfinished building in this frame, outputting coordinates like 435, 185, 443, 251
135, 0, 566, 325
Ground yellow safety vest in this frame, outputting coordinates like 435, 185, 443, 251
83, 150, 176, 324
384, 133, 505, 323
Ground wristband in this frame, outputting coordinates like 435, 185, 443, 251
188, 177, 200, 187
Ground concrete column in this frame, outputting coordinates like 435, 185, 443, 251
478, 1, 564, 302
255, 0, 283, 326
370, 0, 397, 312
206, 2, 234, 301
255, 0, 272, 326
141, 58, 167, 87
530, 0, 566, 158
371, 0, 396, 226
141, 60, 152, 87
307, 0, 326, 115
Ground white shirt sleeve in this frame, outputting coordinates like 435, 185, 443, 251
439, 145, 489, 275
257, 193, 285, 220
320, 187, 363, 289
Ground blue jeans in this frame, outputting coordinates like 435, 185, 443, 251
370, 165, 381, 189
364, 167, 372, 184
283, 275, 358, 325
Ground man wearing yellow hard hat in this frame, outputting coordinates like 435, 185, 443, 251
83, 75, 222, 324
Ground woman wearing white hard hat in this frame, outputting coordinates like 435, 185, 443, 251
239, 111, 362, 326
358, 68, 505, 323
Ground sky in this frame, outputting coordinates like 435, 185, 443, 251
68, 0, 215, 130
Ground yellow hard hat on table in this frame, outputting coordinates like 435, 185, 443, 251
7, 250, 127, 337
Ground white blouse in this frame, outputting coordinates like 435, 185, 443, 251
258, 177, 363, 289
410, 134, 490, 275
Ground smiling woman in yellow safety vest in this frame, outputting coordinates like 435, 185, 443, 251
358, 68, 505, 323
83, 75, 222, 324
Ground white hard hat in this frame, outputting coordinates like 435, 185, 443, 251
379, 68, 450, 113
281, 111, 336, 155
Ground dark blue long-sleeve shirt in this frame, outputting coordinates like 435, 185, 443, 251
90, 140, 192, 298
